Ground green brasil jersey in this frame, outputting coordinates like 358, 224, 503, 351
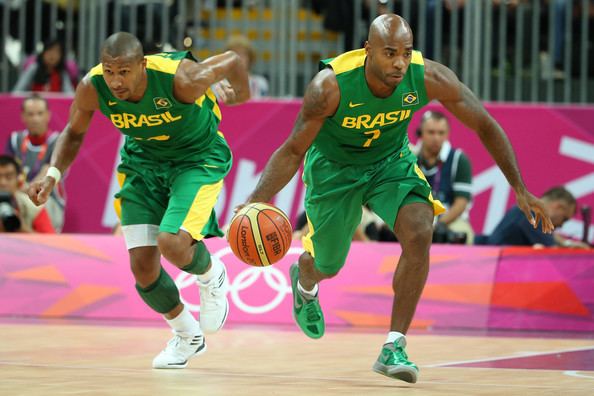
89, 51, 222, 162
315, 49, 428, 165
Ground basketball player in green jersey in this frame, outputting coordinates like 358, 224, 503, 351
28, 32, 250, 368
243, 14, 554, 383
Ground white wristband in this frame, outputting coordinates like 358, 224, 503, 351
46, 166, 62, 183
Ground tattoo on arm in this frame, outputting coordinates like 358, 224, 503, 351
302, 82, 329, 119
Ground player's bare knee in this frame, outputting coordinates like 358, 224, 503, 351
129, 247, 160, 287
298, 252, 317, 276
401, 221, 433, 251
298, 251, 315, 267
157, 232, 185, 266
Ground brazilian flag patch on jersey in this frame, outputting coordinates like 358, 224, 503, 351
402, 92, 419, 106
154, 97, 172, 110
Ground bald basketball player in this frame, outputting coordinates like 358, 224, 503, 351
28, 32, 250, 368
242, 14, 553, 383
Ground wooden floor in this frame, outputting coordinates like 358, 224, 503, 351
1, 321, 593, 395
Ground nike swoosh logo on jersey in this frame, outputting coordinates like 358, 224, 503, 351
108, 100, 117, 106
349, 101, 365, 108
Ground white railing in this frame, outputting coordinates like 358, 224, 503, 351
1, 0, 591, 102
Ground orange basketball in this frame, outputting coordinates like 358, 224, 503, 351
227, 202, 293, 266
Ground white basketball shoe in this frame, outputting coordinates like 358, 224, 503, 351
152, 331, 207, 369
197, 257, 229, 333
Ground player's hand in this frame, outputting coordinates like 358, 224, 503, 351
234, 194, 269, 214
27, 177, 56, 206
516, 190, 554, 234
212, 79, 238, 105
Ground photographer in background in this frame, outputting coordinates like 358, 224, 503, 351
486, 186, 589, 248
0, 155, 55, 233
5, 94, 65, 232
413, 110, 474, 244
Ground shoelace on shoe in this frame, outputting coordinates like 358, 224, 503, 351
304, 300, 321, 322
163, 334, 184, 353
389, 345, 415, 367
164, 333, 202, 351
395, 347, 409, 361
205, 281, 223, 297
200, 272, 225, 306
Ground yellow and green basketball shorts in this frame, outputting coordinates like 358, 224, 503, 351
114, 134, 232, 242
301, 146, 445, 275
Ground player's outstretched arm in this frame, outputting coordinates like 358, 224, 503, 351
175, 51, 250, 105
424, 59, 554, 233
28, 77, 97, 206
246, 68, 340, 204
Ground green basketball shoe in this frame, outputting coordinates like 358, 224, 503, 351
289, 263, 325, 339
372, 337, 418, 383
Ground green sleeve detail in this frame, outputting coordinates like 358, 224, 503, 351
155, 51, 197, 62
455, 152, 472, 183
416, 64, 429, 108
453, 151, 472, 200
183, 50, 198, 62
319, 57, 335, 71
454, 191, 472, 200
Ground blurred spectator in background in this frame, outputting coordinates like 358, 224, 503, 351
13, 39, 78, 93
540, 0, 594, 79
115, 0, 166, 45
5, 94, 65, 232
360, 204, 397, 242
413, 110, 474, 244
223, 34, 269, 98
142, 39, 162, 56
0, 154, 55, 233
486, 186, 589, 248
317, 0, 388, 51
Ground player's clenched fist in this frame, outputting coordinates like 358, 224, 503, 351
27, 176, 55, 206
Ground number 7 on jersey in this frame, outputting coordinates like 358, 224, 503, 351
363, 129, 381, 147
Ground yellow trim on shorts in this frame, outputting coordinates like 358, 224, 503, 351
301, 214, 316, 258
181, 179, 224, 240
413, 164, 446, 215
429, 192, 446, 215
113, 172, 126, 219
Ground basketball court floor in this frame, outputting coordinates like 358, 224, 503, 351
1, 320, 593, 395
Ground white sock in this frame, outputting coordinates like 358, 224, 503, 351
196, 256, 223, 284
298, 281, 319, 297
385, 331, 405, 345
165, 305, 201, 335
